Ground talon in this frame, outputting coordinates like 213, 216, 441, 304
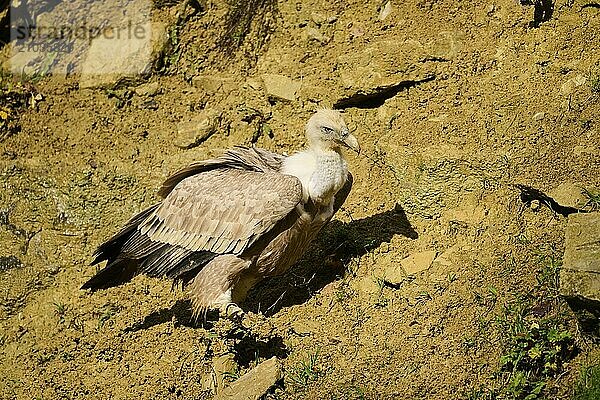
223, 303, 244, 320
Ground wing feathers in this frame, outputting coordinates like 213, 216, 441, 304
139, 168, 302, 256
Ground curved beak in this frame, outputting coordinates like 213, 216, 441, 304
342, 133, 361, 155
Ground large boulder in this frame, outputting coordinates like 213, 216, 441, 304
79, 21, 168, 89
560, 212, 600, 334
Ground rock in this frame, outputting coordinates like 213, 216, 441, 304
192, 75, 236, 95
401, 251, 437, 275
213, 353, 238, 391
533, 112, 545, 121
549, 182, 587, 209
428, 31, 464, 61
80, 21, 168, 88
215, 357, 282, 400
174, 109, 221, 149
134, 81, 161, 97
305, 27, 329, 44
379, 1, 393, 21
433, 245, 459, 267
310, 12, 327, 25
261, 74, 301, 102
335, 39, 438, 104
560, 212, 600, 333
560, 74, 587, 95
4, 50, 45, 75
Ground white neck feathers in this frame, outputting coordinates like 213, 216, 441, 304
281, 147, 348, 205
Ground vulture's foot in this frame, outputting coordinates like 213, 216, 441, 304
220, 302, 244, 321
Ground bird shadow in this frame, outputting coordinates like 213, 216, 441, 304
243, 203, 418, 316
124, 204, 417, 329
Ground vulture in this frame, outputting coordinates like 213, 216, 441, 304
82, 109, 360, 318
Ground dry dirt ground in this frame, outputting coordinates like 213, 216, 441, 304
1, 0, 600, 399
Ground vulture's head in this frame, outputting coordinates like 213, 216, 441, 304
305, 109, 360, 154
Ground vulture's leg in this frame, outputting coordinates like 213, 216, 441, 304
231, 272, 261, 305
187, 254, 250, 319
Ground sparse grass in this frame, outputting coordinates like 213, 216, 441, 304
583, 188, 600, 211
415, 291, 432, 304
447, 272, 458, 283
36, 351, 53, 365
0, 69, 38, 141
221, 368, 241, 383
53, 301, 67, 324
332, 385, 366, 400
573, 363, 600, 400
491, 255, 575, 399
334, 282, 355, 303
287, 350, 320, 388
96, 303, 122, 329
372, 274, 389, 308
589, 72, 600, 94
474, 285, 499, 309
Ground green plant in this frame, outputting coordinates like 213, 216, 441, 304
96, 303, 121, 329
493, 255, 575, 399
583, 188, 600, 211
53, 301, 67, 325
415, 291, 432, 304
589, 72, 600, 94
573, 363, 600, 400
288, 350, 320, 387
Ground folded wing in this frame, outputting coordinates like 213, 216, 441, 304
139, 168, 303, 255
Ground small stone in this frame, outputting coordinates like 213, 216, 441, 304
174, 109, 221, 149
215, 357, 282, 400
549, 182, 587, 209
261, 74, 301, 102
383, 265, 406, 284
401, 251, 437, 275
306, 27, 329, 44
433, 245, 459, 267
530, 199, 541, 211
560, 74, 587, 95
192, 75, 236, 95
574, 146, 597, 156
245, 78, 262, 91
134, 81, 160, 97
379, 1, 393, 21
213, 353, 238, 391
350, 25, 365, 38
533, 112, 545, 121
310, 12, 326, 25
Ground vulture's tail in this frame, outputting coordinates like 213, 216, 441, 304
82, 203, 218, 290
82, 204, 159, 291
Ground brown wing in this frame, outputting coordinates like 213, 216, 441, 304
139, 168, 302, 255
158, 146, 285, 198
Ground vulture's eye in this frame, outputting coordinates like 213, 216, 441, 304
321, 126, 335, 135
